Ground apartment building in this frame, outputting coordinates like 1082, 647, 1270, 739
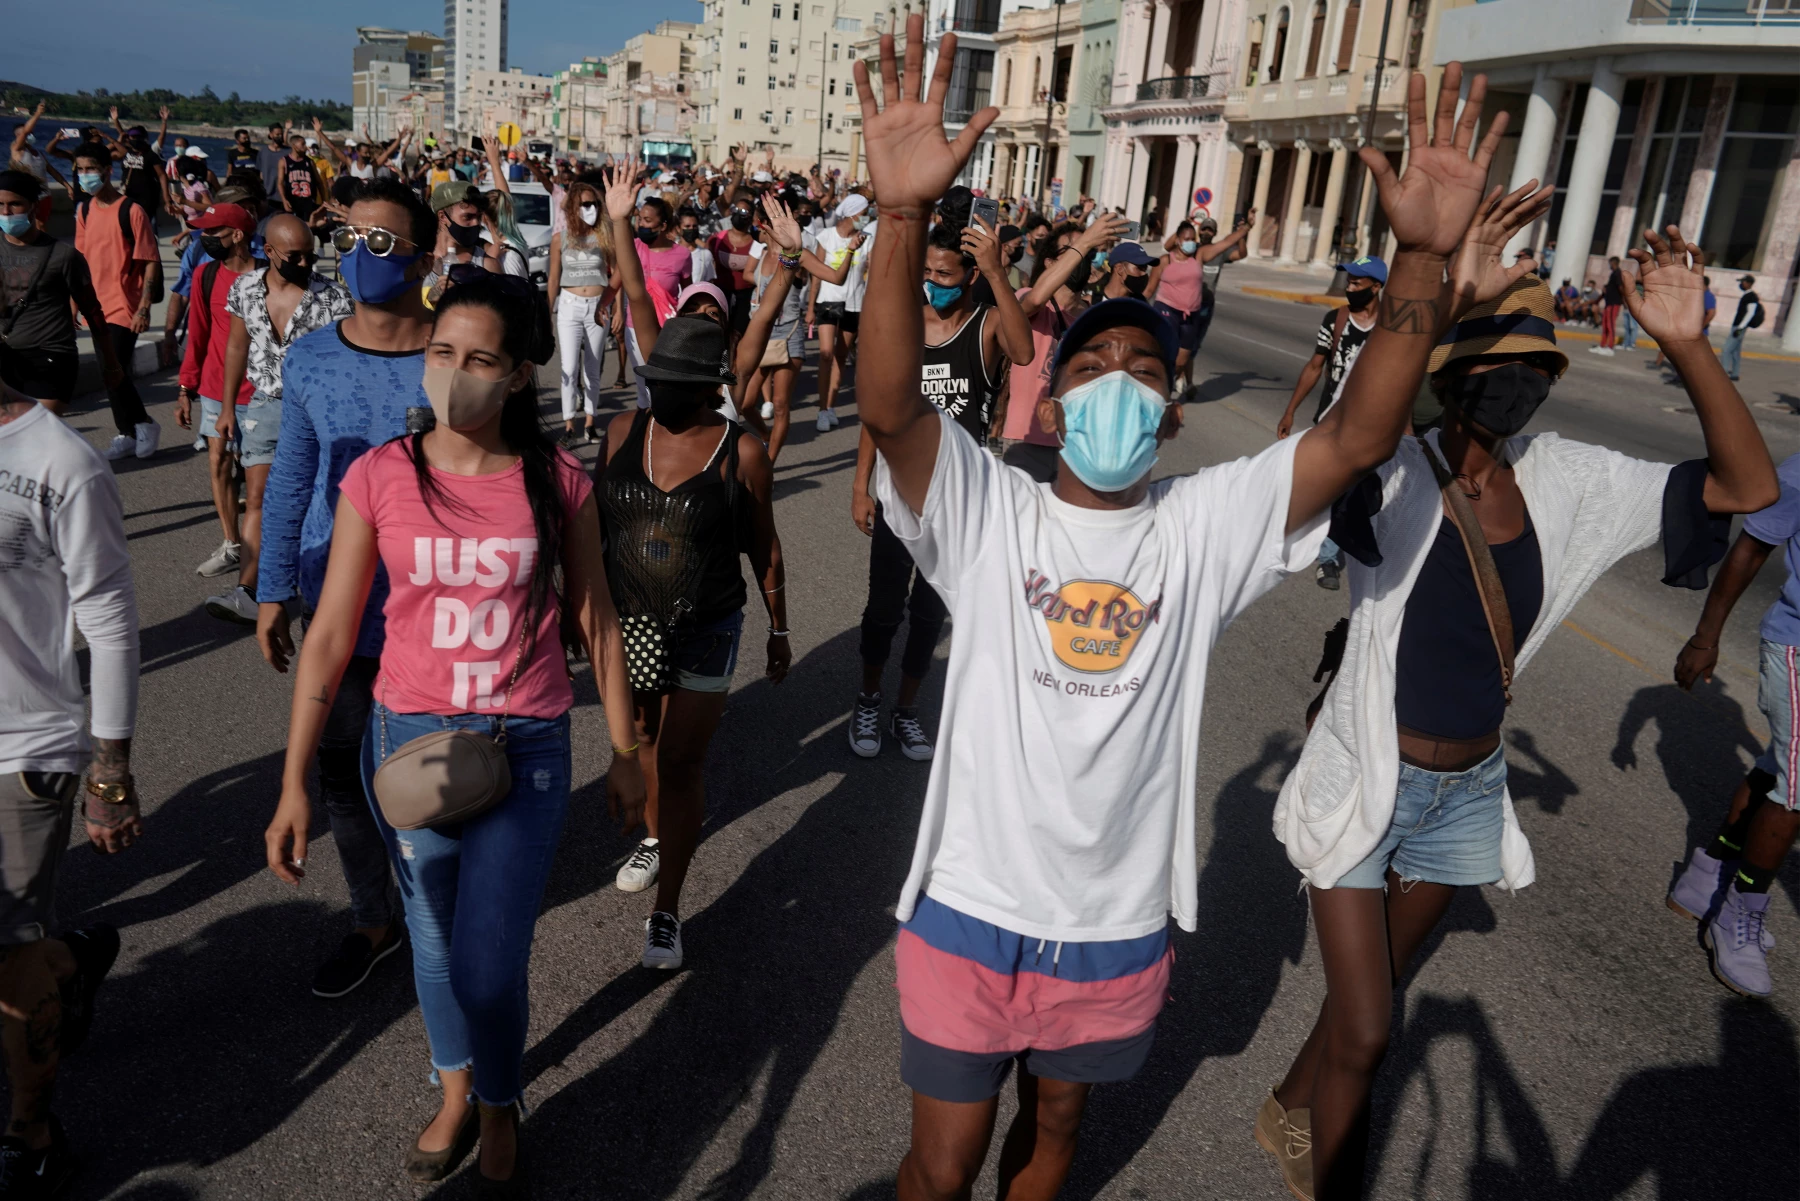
458, 67, 557, 140
989, 1, 1084, 207
1436, 0, 1800, 347
597, 23, 703, 161
1066, 0, 1120, 197
352, 28, 445, 142
444, 0, 510, 133
552, 60, 610, 154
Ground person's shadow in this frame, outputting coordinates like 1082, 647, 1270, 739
1182, 370, 1284, 407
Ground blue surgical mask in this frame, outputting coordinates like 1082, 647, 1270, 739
77, 172, 104, 193
339, 242, 422, 304
923, 280, 963, 309
1180, 240, 1198, 255
0, 214, 30, 238
1056, 370, 1168, 493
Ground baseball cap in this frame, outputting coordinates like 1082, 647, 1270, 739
674, 281, 731, 316
188, 203, 255, 234
1108, 242, 1155, 269
1051, 298, 1179, 384
430, 180, 480, 212
185, 145, 207, 159
1344, 255, 1388, 284
1197, 217, 1219, 231
997, 224, 1022, 243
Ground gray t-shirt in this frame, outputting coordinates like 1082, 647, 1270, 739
0, 236, 96, 354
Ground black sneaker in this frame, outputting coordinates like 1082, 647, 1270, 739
57, 925, 119, 1057
0, 1115, 75, 1199
889, 707, 934, 762
311, 929, 403, 998
1315, 561, 1341, 591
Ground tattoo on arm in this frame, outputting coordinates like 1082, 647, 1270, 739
309, 686, 332, 706
1377, 295, 1441, 335
90, 738, 130, 783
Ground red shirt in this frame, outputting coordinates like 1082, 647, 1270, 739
179, 261, 256, 405
708, 230, 756, 292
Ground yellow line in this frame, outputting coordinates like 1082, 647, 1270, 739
1560, 619, 1655, 676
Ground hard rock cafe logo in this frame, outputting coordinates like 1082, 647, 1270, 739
1022, 570, 1162, 673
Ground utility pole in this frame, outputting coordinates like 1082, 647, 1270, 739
1336, 0, 1396, 261
817, 0, 838, 168
1039, 0, 1064, 213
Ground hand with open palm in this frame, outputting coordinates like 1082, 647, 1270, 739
602, 157, 640, 222
1364, 63, 1511, 260
760, 191, 803, 255
1623, 226, 1707, 348
1448, 178, 1555, 313
852, 13, 998, 216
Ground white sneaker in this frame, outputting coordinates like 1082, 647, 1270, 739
816, 410, 832, 432
192, 434, 207, 452
204, 584, 260, 625
760, 400, 775, 420
134, 421, 161, 458
195, 540, 241, 578
848, 693, 882, 757
102, 434, 136, 461
642, 911, 683, 970
615, 838, 661, 892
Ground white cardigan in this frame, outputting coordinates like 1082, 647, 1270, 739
1274, 430, 1673, 891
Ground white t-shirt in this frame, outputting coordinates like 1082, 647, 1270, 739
0, 406, 139, 773
690, 245, 718, 283
815, 224, 871, 309
875, 412, 1324, 941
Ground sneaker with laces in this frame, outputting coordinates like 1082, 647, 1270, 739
615, 838, 661, 892
102, 434, 136, 461
848, 693, 882, 758
133, 421, 160, 459
889, 707, 934, 761
0, 1115, 75, 1200
643, 911, 683, 969
58, 924, 119, 1057
195, 540, 241, 578
205, 584, 260, 626
1705, 885, 1773, 997
311, 929, 403, 998
1672, 850, 1775, 949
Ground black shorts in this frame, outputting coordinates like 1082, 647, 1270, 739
815, 302, 859, 334
1153, 300, 1212, 354
0, 344, 80, 404
727, 287, 755, 335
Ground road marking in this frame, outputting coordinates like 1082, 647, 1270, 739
1214, 329, 1310, 360
1561, 619, 1652, 675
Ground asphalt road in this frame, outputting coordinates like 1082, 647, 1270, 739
44, 283, 1800, 1200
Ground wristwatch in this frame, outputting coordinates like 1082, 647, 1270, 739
85, 776, 133, 805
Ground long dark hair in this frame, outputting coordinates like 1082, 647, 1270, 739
403, 275, 566, 654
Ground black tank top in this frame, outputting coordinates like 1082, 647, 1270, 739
922, 305, 1001, 442
600, 411, 749, 626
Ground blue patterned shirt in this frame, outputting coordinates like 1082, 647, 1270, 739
254, 322, 425, 656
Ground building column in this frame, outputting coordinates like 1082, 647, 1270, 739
1249, 140, 1275, 256
1125, 136, 1154, 221
1681, 75, 1735, 238
1606, 77, 1662, 259
1766, 135, 1800, 352
1504, 63, 1567, 260
1312, 140, 1349, 267
1194, 129, 1230, 223
1169, 134, 1199, 225
1551, 57, 1624, 281
1113, 0, 1155, 105
1277, 141, 1313, 263
1101, 129, 1131, 209
1146, 0, 1175, 83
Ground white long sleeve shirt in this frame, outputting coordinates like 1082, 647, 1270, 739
0, 405, 139, 773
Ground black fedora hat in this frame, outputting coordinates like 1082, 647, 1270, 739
638, 316, 738, 387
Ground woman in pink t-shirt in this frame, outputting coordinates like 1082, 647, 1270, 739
265, 275, 644, 1192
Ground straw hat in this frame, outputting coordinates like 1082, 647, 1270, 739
1428, 276, 1569, 379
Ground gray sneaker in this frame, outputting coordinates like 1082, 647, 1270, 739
204, 584, 259, 625
889, 707, 934, 761
1705, 885, 1773, 997
848, 693, 882, 757
195, 540, 241, 577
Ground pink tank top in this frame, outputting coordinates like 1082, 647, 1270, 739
1156, 254, 1203, 315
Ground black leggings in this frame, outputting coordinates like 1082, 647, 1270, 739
859, 509, 947, 681
93, 324, 151, 434
0, 345, 80, 405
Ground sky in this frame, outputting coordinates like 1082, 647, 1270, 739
1, 0, 704, 104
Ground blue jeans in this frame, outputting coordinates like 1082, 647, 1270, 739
362, 706, 572, 1105
1722, 329, 1746, 378
1619, 308, 1638, 350
1319, 535, 1342, 567
1335, 745, 1507, 888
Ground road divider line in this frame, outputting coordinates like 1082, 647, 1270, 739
1214, 330, 1310, 360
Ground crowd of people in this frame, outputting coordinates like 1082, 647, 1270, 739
0, 20, 1794, 1198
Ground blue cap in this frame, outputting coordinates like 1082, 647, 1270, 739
1108, 241, 1155, 268
1051, 298, 1179, 386
1344, 255, 1387, 284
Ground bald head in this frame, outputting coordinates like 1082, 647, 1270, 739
264, 214, 312, 256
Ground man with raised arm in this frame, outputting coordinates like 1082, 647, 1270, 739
850, 18, 1516, 1199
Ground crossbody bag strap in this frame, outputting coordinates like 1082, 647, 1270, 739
1422, 443, 1516, 704
0, 241, 55, 342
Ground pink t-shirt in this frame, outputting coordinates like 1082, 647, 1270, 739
1004, 288, 1069, 446
1156, 253, 1203, 315
338, 440, 594, 719
634, 240, 692, 301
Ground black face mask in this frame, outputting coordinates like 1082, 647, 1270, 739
1122, 272, 1149, 297
1063, 254, 1091, 292
729, 210, 753, 232
1448, 362, 1552, 437
273, 255, 313, 288
680, 227, 701, 243
649, 380, 715, 428
635, 226, 661, 245
1344, 288, 1376, 312
448, 221, 484, 250
1006, 244, 1025, 265
199, 233, 232, 260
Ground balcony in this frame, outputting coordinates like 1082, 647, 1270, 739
1135, 75, 1215, 102
936, 15, 1000, 35
1629, 0, 1800, 23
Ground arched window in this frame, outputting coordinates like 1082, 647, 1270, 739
1267, 7, 1290, 83
1303, 1, 1327, 78
1245, 16, 1265, 85
1335, 0, 1361, 74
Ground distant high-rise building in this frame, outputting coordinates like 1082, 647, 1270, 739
354, 27, 446, 142
444, 0, 510, 132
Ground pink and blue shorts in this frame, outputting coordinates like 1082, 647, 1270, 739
895, 895, 1172, 1103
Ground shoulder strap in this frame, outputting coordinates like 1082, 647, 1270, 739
116, 197, 135, 252
0, 240, 56, 341
1422, 442, 1516, 704
1329, 305, 1349, 357
201, 260, 222, 312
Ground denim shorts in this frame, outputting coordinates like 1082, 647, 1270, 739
1336, 744, 1507, 888
198, 395, 238, 447
1754, 639, 1800, 810
671, 609, 744, 693
238, 392, 281, 467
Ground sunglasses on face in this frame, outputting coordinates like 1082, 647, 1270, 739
331, 225, 412, 256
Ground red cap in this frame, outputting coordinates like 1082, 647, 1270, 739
188, 203, 255, 234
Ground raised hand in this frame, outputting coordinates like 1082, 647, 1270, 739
1363, 63, 1510, 260
1076, 211, 1130, 254
761, 190, 803, 254
962, 215, 1002, 276
602, 158, 640, 221
1623, 226, 1707, 347
852, 12, 998, 215
1448, 179, 1554, 311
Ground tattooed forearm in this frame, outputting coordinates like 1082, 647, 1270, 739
308, 686, 332, 706
90, 738, 131, 784
1377, 294, 1441, 335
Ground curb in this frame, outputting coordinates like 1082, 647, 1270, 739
1237, 287, 1800, 364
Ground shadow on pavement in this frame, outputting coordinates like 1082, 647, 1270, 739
1184, 370, 1284, 407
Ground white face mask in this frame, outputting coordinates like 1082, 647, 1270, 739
578, 204, 598, 226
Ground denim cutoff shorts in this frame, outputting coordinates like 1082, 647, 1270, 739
1336, 744, 1507, 889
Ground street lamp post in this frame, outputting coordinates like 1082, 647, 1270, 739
1039, 0, 1064, 213
1335, 0, 1396, 264
817, 0, 839, 169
